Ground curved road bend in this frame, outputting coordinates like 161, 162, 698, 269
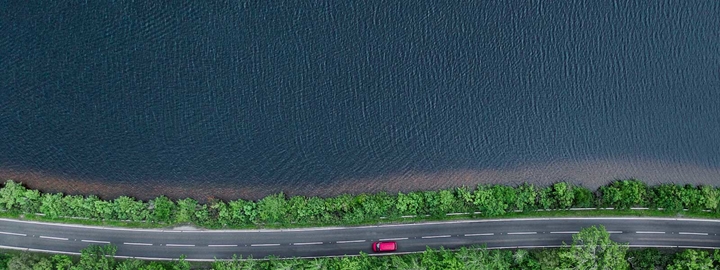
2, 218, 720, 260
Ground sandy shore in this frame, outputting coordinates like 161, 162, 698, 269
1, 158, 719, 202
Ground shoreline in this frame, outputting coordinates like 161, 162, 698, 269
1, 158, 719, 202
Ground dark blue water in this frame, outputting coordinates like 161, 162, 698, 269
1, 1, 719, 199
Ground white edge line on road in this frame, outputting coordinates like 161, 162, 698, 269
251, 243, 281, 247
39, 236, 68, 241
293, 242, 323, 245
678, 246, 720, 250
208, 244, 238, 247
550, 231, 579, 234
0, 244, 216, 262
516, 245, 563, 249
507, 232, 537, 235
81, 240, 110, 244
636, 231, 665, 234
6, 216, 720, 233
124, 242, 152, 246
378, 237, 408, 241
465, 233, 494, 237
679, 232, 709, 236
1, 243, 717, 262
421, 235, 451, 239
0, 231, 26, 237
166, 244, 195, 247
336, 240, 366, 244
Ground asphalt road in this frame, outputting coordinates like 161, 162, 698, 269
2, 217, 720, 260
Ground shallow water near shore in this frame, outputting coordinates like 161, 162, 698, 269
1, 1, 719, 200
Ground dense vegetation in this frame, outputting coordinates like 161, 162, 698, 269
3, 226, 720, 269
1, 179, 719, 228
0, 245, 190, 270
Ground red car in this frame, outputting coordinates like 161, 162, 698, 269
372, 241, 397, 252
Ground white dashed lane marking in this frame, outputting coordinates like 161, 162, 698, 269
636, 231, 665, 234
550, 231, 579, 234
39, 236, 68, 241
81, 240, 110, 244
465, 233, 494, 237
124, 242, 152, 246
166, 244, 195, 247
337, 240, 366, 244
251, 243, 280, 247
421, 235, 451, 239
507, 232, 537, 235
679, 232, 709, 236
293, 242, 323, 246
208, 244, 238, 247
0, 231, 26, 237
378, 237, 408, 241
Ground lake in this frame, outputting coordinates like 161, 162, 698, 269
1, 1, 719, 201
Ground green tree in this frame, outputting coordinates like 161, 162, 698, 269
305, 196, 327, 221
600, 180, 646, 209
20, 189, 42, 213
559, 225, 629, 270
228, 199, 256, 225
193, 204, 211, 226
456, 186, 474, 209
257, 193, 287, 224
492, 185, 517, 212
175, 198, 198, 224
210, 200, 232, 227
652, 184, 683, 211
701, 186, 719, 212
287, 196, 309, 222
553, 182, 575, 209
436, 189, 456, 215
139, 262, 167, 270
173, 255, 191, 270
680, 185, 705, 212
573, 186, 595, 208
115, 259, 146, 270
627, 248, 671, 270
39, 193, 66, 218
82, 195, 101, 219
93, 200, 114, 220
667, 249, 714, 270
5, 252, 36, 270
395, 192, 416, 215
62, 195, 85, 218
473, 185, 506, 216
423, 191, 441, 217
0, 180, 26, 211
75, 245, 117, 270
515, 184, 538, 212
52, 254, 73, 270
538, 187, 554, 210
32, 257, 53, 270
513, 249, 540, 270
532, 249, 561, 269
113, 196, 149, 221
150, 195, 175, 223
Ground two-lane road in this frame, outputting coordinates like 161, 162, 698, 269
2, 218, 720, 260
